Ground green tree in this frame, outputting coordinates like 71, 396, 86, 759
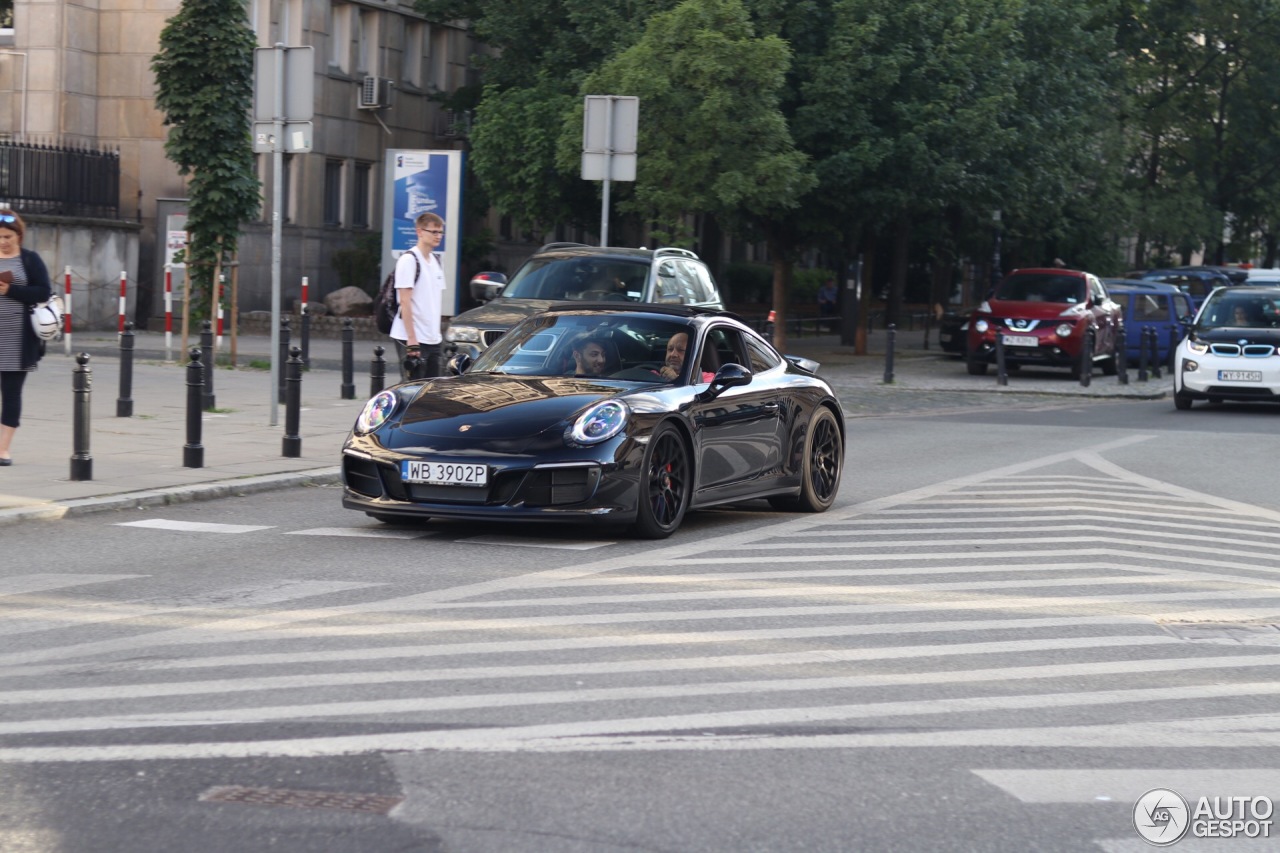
151, 0, 260, 330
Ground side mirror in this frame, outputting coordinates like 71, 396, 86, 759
469, 272, 507, 303
698, 363, 751, 400
447, 353, 472, 376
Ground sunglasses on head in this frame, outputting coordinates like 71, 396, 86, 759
0, 214, 16, 224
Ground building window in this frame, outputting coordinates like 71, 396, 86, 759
356, 7, 376, 74
323, 158, 343, 226
402, 21, 424, 87
352, 162, 371, 228
1, 0, 14, 31
329, 3, 351, 72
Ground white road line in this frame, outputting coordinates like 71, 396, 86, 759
0, 580, 386, 638
812, 519, 1280, 541
285, 527, 435, 539
1, 687, 1278, 763
972, 769, 1280, 803
0, 574, 145, 597
116, 519, 275, 534
0, 634, 1186, 708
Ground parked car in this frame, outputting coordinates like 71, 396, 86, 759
343, 304, 845, 538
1130, 267, 1232, 308
937, 308, 972, 355
1245, 268, 1280, 285
1182, 265, 1249, 285
1103, 281, 1195, 363
445, 243, 724, 360
1173, 285, 1280, 410
966, 268, 1124, 378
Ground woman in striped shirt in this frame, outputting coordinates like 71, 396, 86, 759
0, 209, 53, 466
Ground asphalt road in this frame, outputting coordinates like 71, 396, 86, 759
1, 395, 1278, 852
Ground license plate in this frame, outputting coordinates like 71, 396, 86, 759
1002, 335, 1038, 347
401, 460, 489, 486
1218, 370, 1262, 382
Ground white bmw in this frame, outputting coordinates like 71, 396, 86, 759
1174, 285, 1280, 410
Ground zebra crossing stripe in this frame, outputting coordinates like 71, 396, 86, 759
972, 768, 1280, 803
117, 519, 274, 534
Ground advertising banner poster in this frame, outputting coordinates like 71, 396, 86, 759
382, 150, 465, 315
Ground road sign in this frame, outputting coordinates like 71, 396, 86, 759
253, 121, 313, 154
253, 46, 314, 122
582, 95, 638, 182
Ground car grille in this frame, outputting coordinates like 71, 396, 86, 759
1000, 318, 1042, 331
343, 457, 383, 498
1209, 343, 1276, 357
1205, 385, 1278, 397
521, 467, 595, 507
370, 465, 599, 507
482, 329, 506, 348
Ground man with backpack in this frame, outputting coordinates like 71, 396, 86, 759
389, 212, 446, 380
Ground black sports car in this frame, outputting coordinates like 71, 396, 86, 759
341, 304, 846, 538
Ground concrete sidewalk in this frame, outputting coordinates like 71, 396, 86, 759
0, 328, 1171, 526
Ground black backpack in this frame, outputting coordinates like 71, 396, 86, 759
375, 250, 421, 335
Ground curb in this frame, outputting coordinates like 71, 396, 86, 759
0, 467, 342, 528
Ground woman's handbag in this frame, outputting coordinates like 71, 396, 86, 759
30, 293, 64, 342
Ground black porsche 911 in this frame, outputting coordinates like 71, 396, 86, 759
341, 304, 845, 538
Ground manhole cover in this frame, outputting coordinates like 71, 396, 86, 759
200, 785, 403, 814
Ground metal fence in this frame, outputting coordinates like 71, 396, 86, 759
0, 139, 120, 218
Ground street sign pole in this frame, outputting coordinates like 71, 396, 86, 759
269, 43, 285, 427
600, 97, 613, 247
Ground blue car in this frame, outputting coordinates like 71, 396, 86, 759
1130, 268, 1231, 309
1104, 281, 1195, 363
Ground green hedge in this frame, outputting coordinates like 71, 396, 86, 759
721, 262, 835, 304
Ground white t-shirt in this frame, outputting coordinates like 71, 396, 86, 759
389, 246, 445, 344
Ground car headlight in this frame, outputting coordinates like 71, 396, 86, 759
567, 400, 629, 445
355, 390, 398, 434
446, 325, 481, 343
974, 319, 989, 333
1186, 339, 1208, 354
1056, 323, 1074, 337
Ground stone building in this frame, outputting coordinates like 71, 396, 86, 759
0, 0, 505, 329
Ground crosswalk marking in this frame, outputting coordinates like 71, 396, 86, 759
116, 519, 274, 533
973, 769, 1280, 803
6, 434, 1280, 773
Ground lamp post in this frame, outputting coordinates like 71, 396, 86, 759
990, 209, 1003, 292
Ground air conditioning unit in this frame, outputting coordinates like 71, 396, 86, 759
358, 76, 392, 110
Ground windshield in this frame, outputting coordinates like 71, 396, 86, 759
470, 313, 693, 382
1196, 290, 1280, 330
501, 256, 650, 302
994, 274, 1086, 304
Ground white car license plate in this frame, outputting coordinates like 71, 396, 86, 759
401, 460, 488, 486
1002, 335, 1038, 348
1218, 370, 1262, 382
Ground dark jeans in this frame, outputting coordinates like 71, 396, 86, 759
392, 340, 441, 381
1, 371, 28, 428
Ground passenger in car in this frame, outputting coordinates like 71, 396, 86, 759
570, 334, 612, 377
657, 331, 715, 383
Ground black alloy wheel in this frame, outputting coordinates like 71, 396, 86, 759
770, 407, 843, 512
633, 423, 691, 539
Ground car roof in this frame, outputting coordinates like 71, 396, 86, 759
1104, 281, 1184, 293
544, 301, 739, 321
532, 243, 703, 263
1006, 267, 1088, 278
1139, 268, 1227, 279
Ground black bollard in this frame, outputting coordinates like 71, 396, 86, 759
1149, 327, 1162, 379
1078, 330, 1093, 387
370, 345, 387, 396
995, 334, 1008, 386
883, 323, 896, 384
283, 345, 303, 458
117, 321, 134, 417
184, 347, 204, 468
300, 305, 311, 368
277, 316, 291, 404
70, 353, 93, 481
1116, 331, 1129, 385
341, 318, 356, 399
1168, 326, 1179, 373
1141, 324, 1152, 379
200, 319, 216, 410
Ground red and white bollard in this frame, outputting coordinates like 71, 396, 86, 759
117, 270, 128, 334
63, 266, 73, 356
164, 264, 174, 361
214, 272, 224, 351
